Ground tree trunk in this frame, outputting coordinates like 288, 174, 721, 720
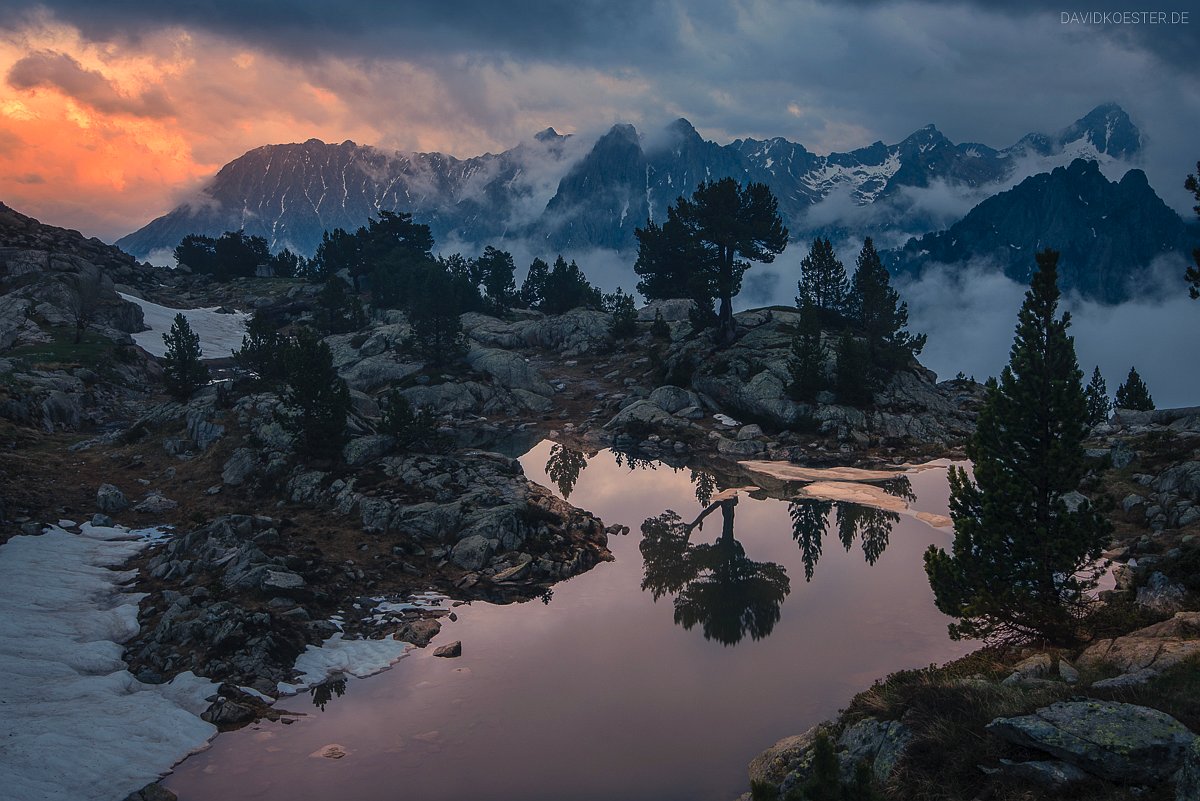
717, 293, 736, 345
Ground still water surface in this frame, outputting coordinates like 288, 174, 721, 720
166, 442, 975, 801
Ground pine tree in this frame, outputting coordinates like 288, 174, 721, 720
474, 246, 516, 312
233, 310, 288, 383
541, 256, 603, 314
1084, 366, 1112, 426
924, 249, 1111, 644
834, 330, 872, 407
314, 276, 365, 334
606, 288, 639, 339
379, 390, 443, 451
520, 257, 549, 308
1185, 162, 1200, 299
846, 238, 926, 377
280, 328, 351, 461
650, 309, 671, 340
635, 178, 788, 344
796, 237, 848, 320
1114, 366, 1155, 411
787, 297, 827, 402
162, 313, 210, 400
403, 263, 468, 368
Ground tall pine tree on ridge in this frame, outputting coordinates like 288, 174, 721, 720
924, 249, 1110, 644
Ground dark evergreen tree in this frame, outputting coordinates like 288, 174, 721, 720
541, 256, 603, 314
796, 237, 848, 321
439, 253, 486, 313
233, 310, 288, 382
834, 330, 872, 407
924, 249, 1111, 644
474, 246, 517, 312
268, 247, 301, 279
787, 297, 827, 402
1114, 366, 1155, 410
546, 443, 589, 499
846, 238, 925, 376
633, 216, 714, 310
313, 276, 366, 335
1084, 366, 1112, 426
1185, 162, 1200, 299
650, 309, 671, 340
635, 178, 788, 344
379, 391, 443, 452
403, 263, 468, 368
520, 257, 550, 308
309, 227, 361, 283
606, 288, 639, 339
280, 328, 351, 461
162, 313, 210, 400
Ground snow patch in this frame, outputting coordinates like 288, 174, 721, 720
0, 524, 217, 801
277, 632, 413, 695
119, 293, 249, 359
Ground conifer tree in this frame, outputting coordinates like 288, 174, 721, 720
403, 263, 468, 367
234, 310, 288, 383
1084, 366, 1112, 426
1114, 366, 1155, 411
280, 328, 351, 461
1185, 162, 1200, 299
379, 390, 443, 452
520, 257, 549, 308
635, 178, 787, 343
606, 288, 639, 339
787, 298, 827, 402
162, 313, 210, 400
924, 249, 1110, 644
541, 256, 603, 314
314, 276, 365, 335
474, 246, 516, 312
834, 330, 872, 407
846, 238, 926, 376
796, 237, 848, 320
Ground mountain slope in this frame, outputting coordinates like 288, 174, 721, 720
888, 159, 1192, 303
116, 104, 1168, 301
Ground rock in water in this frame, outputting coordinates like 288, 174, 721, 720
433, 641, 462, 658
986, 700, 1197, 784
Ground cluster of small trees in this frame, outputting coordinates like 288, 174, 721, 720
1083, 364, 1155, 425
175, 231, 301, 281
787, 237, 925, 407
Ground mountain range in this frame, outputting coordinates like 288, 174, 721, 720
115, 103, 1194, 302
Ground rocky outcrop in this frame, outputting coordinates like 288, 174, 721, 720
127, 515, 318, 692
1079, 612, 1200, 684
986, 700, 1197, 784
662, 308, 979, 447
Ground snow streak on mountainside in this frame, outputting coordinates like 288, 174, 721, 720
117, 104, 1146, 262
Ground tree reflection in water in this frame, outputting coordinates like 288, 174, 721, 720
310, 676, 347, 711
545, 443, 589, 499
789, 476, 914, 581
640, 495, 790, 646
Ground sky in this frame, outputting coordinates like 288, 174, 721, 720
0, 0, 1198, 242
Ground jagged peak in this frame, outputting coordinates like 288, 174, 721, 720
534, 127, 562, 143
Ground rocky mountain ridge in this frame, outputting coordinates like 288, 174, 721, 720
116, 104, 1145, 264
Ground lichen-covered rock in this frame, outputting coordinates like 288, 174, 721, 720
1080, 612, 1200, 679
96, 483, 129, 513
466, 346, 554, 396
222, 448, 259, 487
450, 534, 497, 571
837, 717, 913, 783
748, 726, 821, 789
986, 700, 1197, 784
342, 434, 394, 467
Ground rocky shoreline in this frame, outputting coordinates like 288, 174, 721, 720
738, 406, 1200, 801
8, 204, 1185, 801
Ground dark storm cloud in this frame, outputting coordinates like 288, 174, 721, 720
1, 0, 677, 62
8, 49, 174, 117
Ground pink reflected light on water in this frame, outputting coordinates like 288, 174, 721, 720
165, 444, 975, 801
